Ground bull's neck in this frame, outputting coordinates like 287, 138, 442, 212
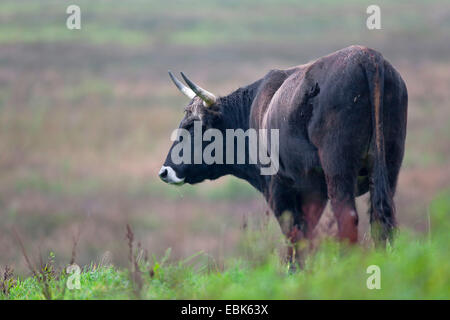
219, 79, 269, 193
218, 80, 261, 131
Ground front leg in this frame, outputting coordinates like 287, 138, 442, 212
267, 178, 328, 269
266, 179, 304, 268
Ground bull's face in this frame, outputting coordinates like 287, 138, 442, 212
159, 72, 224, 185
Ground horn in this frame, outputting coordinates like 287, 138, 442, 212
180, 72, 216, 107
168, 71, 196, 99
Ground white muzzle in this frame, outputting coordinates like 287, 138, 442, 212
158, 166, 185, 185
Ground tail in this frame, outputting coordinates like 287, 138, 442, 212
363, 51, 397, 245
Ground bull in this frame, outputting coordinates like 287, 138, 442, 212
159, 45, 408, 262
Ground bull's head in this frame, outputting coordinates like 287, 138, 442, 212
159, 72, 226, 185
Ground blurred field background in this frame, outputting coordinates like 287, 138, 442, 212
0, 0, 449, 275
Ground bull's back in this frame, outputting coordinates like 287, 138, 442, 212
252, 45, 407, 155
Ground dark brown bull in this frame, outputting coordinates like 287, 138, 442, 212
160, 45, 408, 264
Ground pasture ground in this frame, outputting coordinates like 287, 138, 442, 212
1, 191, 448, 300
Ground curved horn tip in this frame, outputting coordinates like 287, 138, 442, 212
168, 70, 196, 99
180, 72, 216, 107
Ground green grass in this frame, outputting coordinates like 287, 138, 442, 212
2, 190, 449, 300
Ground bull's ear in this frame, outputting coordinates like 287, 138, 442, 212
180, 72, 216, 107
168, 71, 196, 99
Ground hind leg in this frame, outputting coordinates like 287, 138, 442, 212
310, 97, 371, 244
328, 178, 359, 243
318, 147, 361, 244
